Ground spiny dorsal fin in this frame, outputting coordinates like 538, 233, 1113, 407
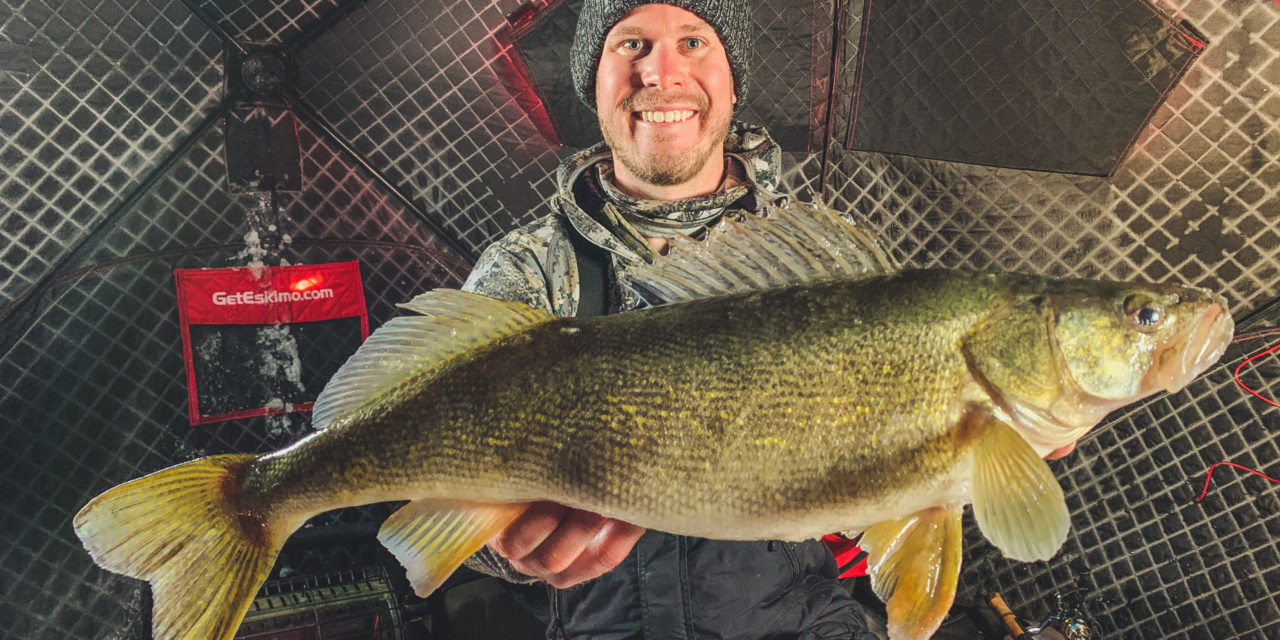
311, 290, 554, 431
623, 200, 899, 304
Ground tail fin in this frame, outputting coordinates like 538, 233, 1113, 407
73, 454, 287, 640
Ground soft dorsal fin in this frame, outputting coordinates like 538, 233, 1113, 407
622, 200, 899, 304
311, 290, 554, 431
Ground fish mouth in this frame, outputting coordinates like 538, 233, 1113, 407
1148, 298, 1234, 394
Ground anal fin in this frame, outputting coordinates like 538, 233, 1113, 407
971, 415, 1070, 562
378, 500, 527, 597
860, 507, 963, 640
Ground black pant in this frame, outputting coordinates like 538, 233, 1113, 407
546, 531, 873, 640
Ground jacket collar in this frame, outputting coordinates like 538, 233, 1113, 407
551, 121, 784, 263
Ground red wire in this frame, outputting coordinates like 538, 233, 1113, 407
1191, 334, 1280, 503
1233, 340, 1280, 409
1196, 461, 1280, 502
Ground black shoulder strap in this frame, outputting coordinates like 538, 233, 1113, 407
569, 228, 611, 318
566, 174, 616, 318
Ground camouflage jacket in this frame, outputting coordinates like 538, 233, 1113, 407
461, 121, 787, 314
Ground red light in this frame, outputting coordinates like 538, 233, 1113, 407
494, 3, 562, 146
291, 275, 322, 291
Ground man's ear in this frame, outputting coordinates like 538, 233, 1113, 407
732, 91, 738, 105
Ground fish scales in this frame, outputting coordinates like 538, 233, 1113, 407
241, 271, 1006, 540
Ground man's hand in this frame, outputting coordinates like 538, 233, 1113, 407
489, 502, 646, 589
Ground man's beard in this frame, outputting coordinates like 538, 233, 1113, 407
601, 92, 732, 188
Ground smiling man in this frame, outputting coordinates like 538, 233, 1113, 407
460, 1, 877, 638
593, 3, 737, 199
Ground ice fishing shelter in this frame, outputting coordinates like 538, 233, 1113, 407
1, 0, 1277, 638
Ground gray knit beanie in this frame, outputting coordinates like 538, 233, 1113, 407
570, 0, 752, 109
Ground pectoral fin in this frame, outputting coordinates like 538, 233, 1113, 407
860, 507, 964, 640
378, 500, 527, 597
971, 415, 1070, 562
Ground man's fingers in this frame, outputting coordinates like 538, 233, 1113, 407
487, 503, 648, 589
521, 510, 608, 576
512, 509, 606, 581
490, 501, 568, 561
556, 520, 647, 583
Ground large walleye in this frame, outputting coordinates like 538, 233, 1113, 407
75, 204, 1233, 640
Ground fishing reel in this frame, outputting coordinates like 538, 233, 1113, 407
987, 591, 1095, 640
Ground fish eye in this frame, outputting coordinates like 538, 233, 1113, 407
1134, 307, 1163, 327
1123, 294, 1164, 331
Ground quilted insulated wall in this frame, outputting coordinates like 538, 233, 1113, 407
1, 1, 1277, 639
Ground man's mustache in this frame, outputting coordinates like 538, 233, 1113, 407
620, 90, 709, 112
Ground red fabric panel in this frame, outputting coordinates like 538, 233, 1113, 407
174, 261, 369, 425
821, 533, 869, 579
174, 261, 367, 325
